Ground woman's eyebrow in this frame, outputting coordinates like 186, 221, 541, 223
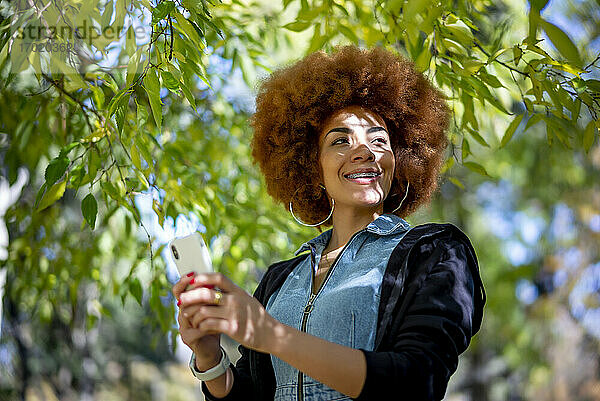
325, 126, 387, 137
367, 127, 387, 134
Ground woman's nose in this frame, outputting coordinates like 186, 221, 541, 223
351, 142, 375, 161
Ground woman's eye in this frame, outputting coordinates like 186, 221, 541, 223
374, 138, 388, 144
332, 138, 348, 145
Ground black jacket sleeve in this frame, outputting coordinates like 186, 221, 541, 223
355, 236, 485, 401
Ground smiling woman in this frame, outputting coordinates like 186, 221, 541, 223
250, 45, 450, 231
316, 105, 397, 252
172, 45, 486, 401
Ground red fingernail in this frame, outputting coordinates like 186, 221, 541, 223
203, 284, 214, 289
186, 272, 195, 277
190, 278, 195, 285
177, 299, 181, 306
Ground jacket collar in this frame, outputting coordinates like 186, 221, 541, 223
294, 213, 411, 256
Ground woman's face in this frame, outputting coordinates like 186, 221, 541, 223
317, 105, 395, 214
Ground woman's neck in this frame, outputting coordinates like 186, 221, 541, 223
325, 207, 384, 251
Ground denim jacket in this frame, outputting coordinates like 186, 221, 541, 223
202, 218, 486, 401
266, 214, 411, 400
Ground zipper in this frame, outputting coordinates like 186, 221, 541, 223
296, 228, 365, 401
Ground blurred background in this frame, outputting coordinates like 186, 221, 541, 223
0, 0, 599, 399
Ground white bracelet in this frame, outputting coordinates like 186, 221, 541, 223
189, 348, 230, 381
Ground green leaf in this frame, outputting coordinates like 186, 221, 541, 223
81, 193, 98, 230
464, 161, 490, 177
571, 98, 582, 122
585, 79, 600, 93
115, 102, 127, 136
130, 278, 143, 306
130, 145, 142, 170
107, 89, 129, 118
0, 38, 9, 70
153, 199, 165, 227
101, 1, 114, 28
307, 23, 328, 54
524, 113, 543, 131
539, 19, 582, 67
135, 169, 149, 190
415, 36, 433, 72
126, 48, 142, 87
180, 65, 198, 110
543, 81, 564, 117
500, 114, 524, 148
488, 48, 509, 63
479, 71, 503, 88
45, 157, 70, 186
529, 0, 550, 11
59, 142, 80, 158
338, 23, 358, 43
524, 98, 534, 113
404, 0, 429, 20
70, 164, 89, 188
440, 156, 454, 174
448, 176, 465, 189
34, 183, 47, 210
467, 76, 510, 114
462, 137, 471, 160
87, 149, 100, 183
101, 181, 124, 203
136, 99, 149, 131
152, 1, 175, 25
143, 68, 163, 131
513, 46, 523, 65
90, 85, 104, 110
546, 59, 583, 76
527, 8, 541, 46
583, 120, 597, 153
161, 70, 180, 92
466, 127, 490, 147
332, 2, 349, 16
545, 122, 554, 146
174, 10, 203, 45
282, 21, 313, 32
135, 136, 154, 169
444, 18, 474, 44
544, 114, 572, 149
126, 25, 136, 57
441, 38, 468, 56
37, 180, 67, 212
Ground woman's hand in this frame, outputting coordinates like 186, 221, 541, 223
172, 273, 221, 370
178, 272, 279, 355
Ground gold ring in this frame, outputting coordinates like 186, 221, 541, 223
214, 289, 223, 305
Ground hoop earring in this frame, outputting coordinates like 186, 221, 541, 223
289, 184, 335, 227
391, 181, 410, 214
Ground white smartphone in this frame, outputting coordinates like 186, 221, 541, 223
168, 232, 214, 278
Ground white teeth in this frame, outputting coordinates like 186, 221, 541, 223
345, 172, 380, 179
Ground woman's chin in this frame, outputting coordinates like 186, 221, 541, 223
342, 197, 385, 211
351, 191, 385, 204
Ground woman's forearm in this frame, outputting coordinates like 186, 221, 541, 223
198, 362, 234, 399
268, 321, 367, 398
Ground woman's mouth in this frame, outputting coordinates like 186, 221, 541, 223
343, 172, 382, 184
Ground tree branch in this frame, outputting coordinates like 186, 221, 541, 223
474, 42, 529, 77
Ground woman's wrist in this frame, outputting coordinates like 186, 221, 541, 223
193, 348, 223, 371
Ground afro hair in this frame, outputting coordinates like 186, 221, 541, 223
250, 45, 450, 229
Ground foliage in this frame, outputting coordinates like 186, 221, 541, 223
0, 0, 599, 399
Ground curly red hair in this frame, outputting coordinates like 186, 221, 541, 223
250, 45, 450, 229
